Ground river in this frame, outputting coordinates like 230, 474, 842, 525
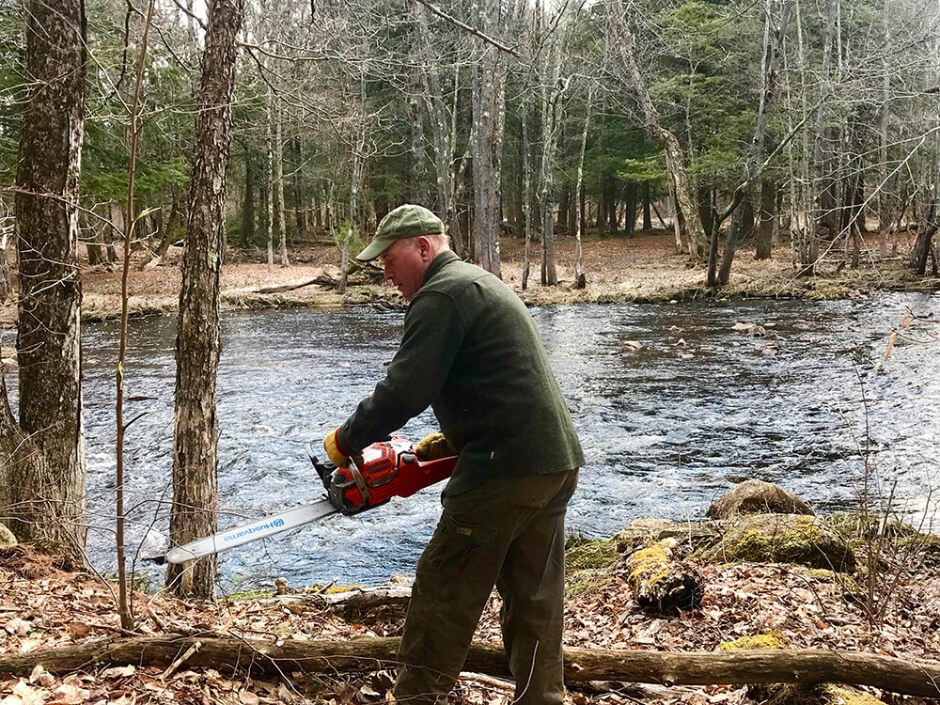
11, 291, 940, 591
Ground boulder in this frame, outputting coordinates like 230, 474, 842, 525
708, 479, 814, 520
613, 518, 721, 558
0, 522, 15, 548
699, 513, 855, 572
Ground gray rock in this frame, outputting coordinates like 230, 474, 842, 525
708, 479, 814, 520
0, 522, 16, 548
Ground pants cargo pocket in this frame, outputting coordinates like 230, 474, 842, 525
419, 512, 499, 600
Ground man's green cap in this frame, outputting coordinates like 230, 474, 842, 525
356, 204, 445, 261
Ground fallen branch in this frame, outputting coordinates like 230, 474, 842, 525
253, 275, 338, 294
0, 637, 938, 697
160, 640, 200, 680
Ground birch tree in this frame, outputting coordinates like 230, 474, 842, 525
607, 0, 707, 262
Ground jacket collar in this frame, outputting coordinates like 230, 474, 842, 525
421, 249, 460, 288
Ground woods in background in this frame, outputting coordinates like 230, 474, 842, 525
0, 0, 936, 286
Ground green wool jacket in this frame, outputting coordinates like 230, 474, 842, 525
338, 250, 583, 496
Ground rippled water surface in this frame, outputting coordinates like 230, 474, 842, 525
37, 292, 940, 589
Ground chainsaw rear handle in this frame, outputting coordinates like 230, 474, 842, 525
306, 438, 457, 516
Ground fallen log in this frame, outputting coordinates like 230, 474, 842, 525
0, 637, 938, 697
253, 274, 338, 294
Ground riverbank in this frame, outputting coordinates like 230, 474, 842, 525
1, 231, 937, 328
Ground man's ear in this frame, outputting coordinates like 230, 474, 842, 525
417, 235, 433, 261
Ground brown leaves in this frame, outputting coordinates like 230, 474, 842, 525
3, 544, 940, 704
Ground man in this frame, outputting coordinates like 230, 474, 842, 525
323, 203, 583, 705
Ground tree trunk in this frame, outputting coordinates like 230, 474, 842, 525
265, 88, 275, 271
608, 4, 705, 261
408, 90, 428, 205
573, 63, 599, 288
538, 9, 567, 286
624, 183, 638, 236
242, 149, 255, 248
4, 0, 87, 564
85, 209, 105, 266
810, 0, 839, 266
0, 215, 11, 300
470, 0, 509, 278
696, 185, 713, 242
642, 182, 652, 231
741, 198, 755, 239
756, 179, 777, 259
273, 101, 289, 266
714, 0, 792, 285
340, 70, 368, 295
877, 0, 892, 258
141, 188, 184, 271
414, 4, 460, 254
910, 200, 938, 275
2, 637, 939, 698
166, 0, 243, 599
521, 103, 532, 290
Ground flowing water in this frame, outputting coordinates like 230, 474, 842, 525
9, 291, 940, 591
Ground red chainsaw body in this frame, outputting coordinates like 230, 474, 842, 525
328, 437, 457, 514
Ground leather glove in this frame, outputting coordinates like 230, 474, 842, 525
323, 428, 350, 467
415, 432, 455, 460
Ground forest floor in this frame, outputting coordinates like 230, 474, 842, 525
2, 228, 937, 329
1, 538, 939, 705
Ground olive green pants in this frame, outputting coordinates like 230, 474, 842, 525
393, 468, 579, 705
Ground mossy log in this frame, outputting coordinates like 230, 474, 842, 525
0, 638, 938, 697
624, 539, 704, 613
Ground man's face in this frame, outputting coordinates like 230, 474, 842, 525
380, 237, 428, 299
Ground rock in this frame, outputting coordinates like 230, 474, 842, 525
0, 522, 16, 548
624, 538, 704, 614
699, 513, 855, 572
614, 518, 721, 558
708, 479, 814, 519
732, 321, 767, 336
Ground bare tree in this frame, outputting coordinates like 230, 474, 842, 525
470, 0, 515, 276
607, 0, 707, 262
710, 0, 793, 286
414, 1, 465, 253
535, 0, 572, 286
167, 0, 244, 598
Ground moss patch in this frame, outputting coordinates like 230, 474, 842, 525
699, 514, 856, 572
626, 542, 673, 589
761, 684, 886, 705
719, 632, 787, 651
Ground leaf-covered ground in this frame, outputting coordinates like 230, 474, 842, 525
1, 541, 938, 705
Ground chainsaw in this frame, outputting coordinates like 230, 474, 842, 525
150, 437, 456, 565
